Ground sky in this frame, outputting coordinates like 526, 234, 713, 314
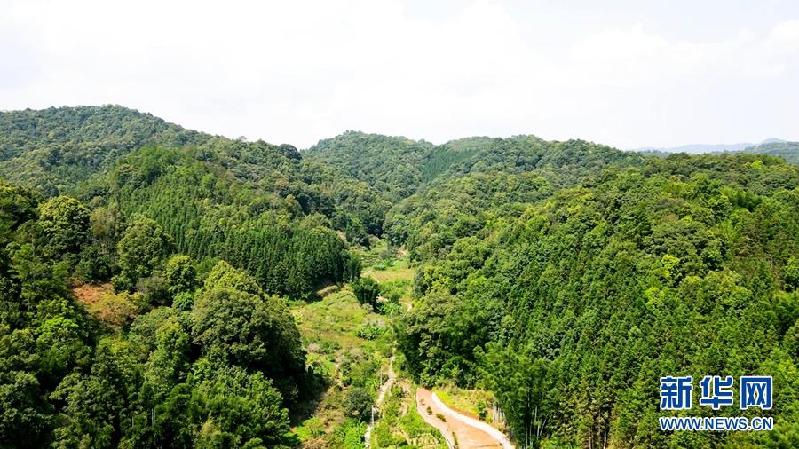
1, 0, 798, 149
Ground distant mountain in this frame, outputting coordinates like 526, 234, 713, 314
303, 131, 436, 201
633, 138, 786, 154
742, 140, 799, 164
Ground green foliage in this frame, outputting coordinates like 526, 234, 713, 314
344, 387, 374, 422
3, 105, 799, 449
399, 154, 799, 447
36, 195, 90, 259
352, 277, 380, 308
3, 107, 368, 296
0, 370, 52, 448
187, 360, 291, 448
192, 261, 306, 403
331, 419, 366, 449
294, 416, 324, 441
0, 181, 37, 244
0, 105, 208, 195
0, 176, 302, 448
385, 137, 644, 260
90, 146, 359, 298
116, 215, 174, 286
479, 344, 553, 448
73, 244, 113, 283
356, 321, 384, 340
786, 256, 799, 292
369, 382, 448, 449
304, 131, 436, 202
163, 255, 198, 296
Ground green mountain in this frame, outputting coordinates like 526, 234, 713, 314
1, 106, 798, 449
385, 136, 646, 261
397, 152, 799, 447
0, 105, 209, 194
742, 140, 799, 164
0, 107, 372, 304
304, 131, 436, 201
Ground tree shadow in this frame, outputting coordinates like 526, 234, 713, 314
290, 364, 333, 426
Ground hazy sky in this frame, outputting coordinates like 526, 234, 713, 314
2, 0, 798, 149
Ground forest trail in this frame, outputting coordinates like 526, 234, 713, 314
364, 353, 396, 447
415, 388, 514, 449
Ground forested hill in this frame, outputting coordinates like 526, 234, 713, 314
0, 106, 210, 194
303, 131, 436, 201
397, 153, 799, 447
303, 129, 799, 447
742, 140, 799, 164
0, 106, 369, 449
3, 105, 799, 449
0, 106, 391, 297
303, 132, 643, 210
384, 137, 646, 260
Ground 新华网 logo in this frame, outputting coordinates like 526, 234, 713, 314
658, 375, 773, 431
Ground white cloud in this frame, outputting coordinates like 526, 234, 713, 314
1, 0, 797, 148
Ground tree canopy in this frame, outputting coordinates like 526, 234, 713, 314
1, 105, 798, 449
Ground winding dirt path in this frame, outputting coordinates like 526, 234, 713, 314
364, 354, 396, 447
416, 388, 514, 449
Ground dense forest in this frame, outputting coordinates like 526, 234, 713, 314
1, 106, 799, 449
396, 154, 799, 448
0, 107, 365, 449
0, 181, 309, 448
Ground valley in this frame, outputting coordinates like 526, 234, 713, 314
1, 106, 798, 449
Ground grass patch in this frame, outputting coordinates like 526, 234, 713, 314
434, 385, 497, 424
353, 238, 415, 283
292, 245, 445, 448
362, 262, 415, 283
370, 382, 448, 449
290, 289, 391, 448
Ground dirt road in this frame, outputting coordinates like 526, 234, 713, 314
415, 388, 514, 449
